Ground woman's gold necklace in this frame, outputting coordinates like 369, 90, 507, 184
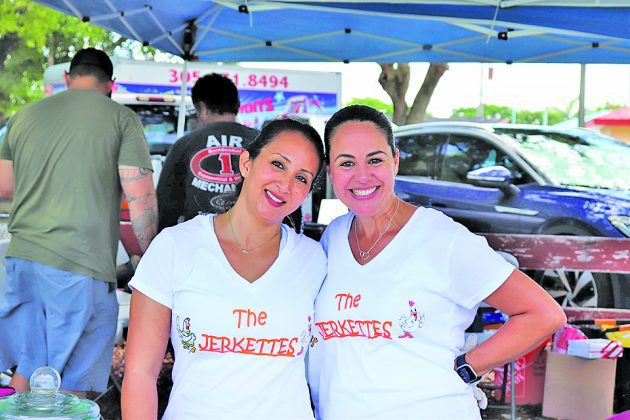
227, 212, 280, 254
354, 198, 401, 260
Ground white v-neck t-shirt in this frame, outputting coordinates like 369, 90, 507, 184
308, 207, 515, 420
130, 214, 326, 419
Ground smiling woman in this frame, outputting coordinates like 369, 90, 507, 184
308, 105, 566, 420
121, 118, 328, 420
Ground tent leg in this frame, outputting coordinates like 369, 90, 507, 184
578, 63, 586, 128
177, 60, 188, 138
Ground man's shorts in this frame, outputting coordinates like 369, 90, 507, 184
0, 257, 118, 392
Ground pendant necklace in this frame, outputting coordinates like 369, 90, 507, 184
354, 198, 400, 261
228, 211, 280, 254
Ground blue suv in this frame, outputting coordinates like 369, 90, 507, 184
394, 123, 630, 309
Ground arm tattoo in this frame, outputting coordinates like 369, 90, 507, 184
119, 167, 152, 183
126, 191, 155, 205
119, 166, 158, 252
131, 205, 158, 252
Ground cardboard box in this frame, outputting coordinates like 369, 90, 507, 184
567, 339, 624, 359
543, 350, 617, 420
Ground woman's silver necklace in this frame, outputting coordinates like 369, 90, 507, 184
354, 198, 400, 260
228, 212, 280, 254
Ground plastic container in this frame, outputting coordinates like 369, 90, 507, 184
568, 321, 630, 412
0, 367, 100, 419
493, 338, 551, 405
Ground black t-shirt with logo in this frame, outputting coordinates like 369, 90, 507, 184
157, 121, 259, 230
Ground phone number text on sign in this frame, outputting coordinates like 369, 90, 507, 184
168, 69, 289, 89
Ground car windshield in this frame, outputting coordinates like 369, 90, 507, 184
495, 129, 630, 190
129, 105, 198, 155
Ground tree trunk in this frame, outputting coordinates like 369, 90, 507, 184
406, 63, 449, 124
378, 63, 410, 125
0, 34, 21, 72
0, 33, 22, 121
377, 63, 449, 126
47, 34, 56, 65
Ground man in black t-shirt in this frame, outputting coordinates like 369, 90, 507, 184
157, 73, 259, 230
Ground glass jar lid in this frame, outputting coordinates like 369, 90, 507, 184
0, 367, 100, 419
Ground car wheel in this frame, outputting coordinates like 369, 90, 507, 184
531, 269, 614, 308
611, 273, 630, 309
530, 224, 621, 308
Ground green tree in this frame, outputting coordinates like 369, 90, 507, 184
0, 0, 154, 120
544, 108, 566, 125
515, 110, 544, 124
346, 97, 394, 117
512, 108, 572, 125
452, 104, 569, 126
595, 102, 623, 111
452, 104, 513, 120
559, 97, 579, 121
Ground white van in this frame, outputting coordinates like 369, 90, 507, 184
44, 59, 341, 156
43, 59, 198, 157
45, 59, 342, 224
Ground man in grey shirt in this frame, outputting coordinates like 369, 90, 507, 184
0, 48, 157, 395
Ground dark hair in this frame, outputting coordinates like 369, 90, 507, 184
249, 118, 323, 166
192, 73, 240, 115
68, 48, 114, 85
215, 118, 325, 214
247, 119, 325, 190
69, 65, 112, 85
324, 105, 394, 164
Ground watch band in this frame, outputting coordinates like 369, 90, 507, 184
455, 353, 481, 384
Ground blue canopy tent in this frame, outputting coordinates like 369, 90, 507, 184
31, 0, 630, 130
31, 1, 630, 63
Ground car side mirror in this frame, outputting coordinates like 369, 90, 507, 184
466, 165, 520, 196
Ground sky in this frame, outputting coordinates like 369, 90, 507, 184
242, 62, 630, 118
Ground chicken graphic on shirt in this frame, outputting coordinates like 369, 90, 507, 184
176, 316, 197, 353
296, 316, 313, 356
398, 300, 425, 339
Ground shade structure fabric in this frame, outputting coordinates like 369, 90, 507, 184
591, 107, 630, 126
32, 0, 630, 63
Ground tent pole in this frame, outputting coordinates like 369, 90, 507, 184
477, 63, 484, 120
177, 60, 188, 138
578, 64, 586, 128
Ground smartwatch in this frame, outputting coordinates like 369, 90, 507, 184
455, 353, 481, 384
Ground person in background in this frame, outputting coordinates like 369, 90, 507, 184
0, 48, 157, 396
122, 119, 326, 419
157, 73, 259, 230
308, 105, 566, 419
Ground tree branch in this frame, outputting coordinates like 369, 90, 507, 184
378, 63, 410, 125
407, 63, 449, 124
0, 34, 22, 72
